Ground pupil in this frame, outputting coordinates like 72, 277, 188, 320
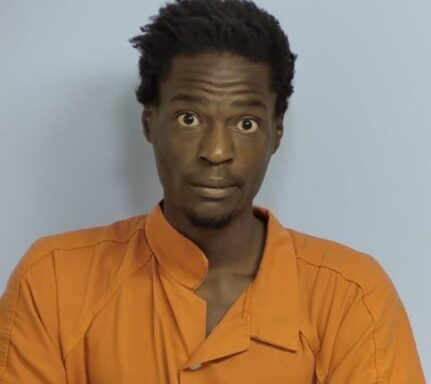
184, 113, 194, 125
242, 120, 252, 130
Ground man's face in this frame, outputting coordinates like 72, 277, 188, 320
142, 52, 283, 229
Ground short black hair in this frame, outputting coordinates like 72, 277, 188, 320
129, 0, 297, 118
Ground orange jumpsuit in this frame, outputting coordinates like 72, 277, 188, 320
0, 199, 425, 383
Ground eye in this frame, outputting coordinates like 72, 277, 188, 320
236, 118, 259, 133
177, 112, 199, 127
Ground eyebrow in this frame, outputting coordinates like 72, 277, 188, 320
232, 99, 268, 111
169, 93, 268, 112
169, 93, 206, 104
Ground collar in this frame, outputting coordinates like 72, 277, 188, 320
145, 199, 209, 291
144, 199, 300, 352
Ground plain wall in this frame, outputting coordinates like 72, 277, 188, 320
1, 0, 430, 379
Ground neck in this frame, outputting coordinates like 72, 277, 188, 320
162, 200, 267, 276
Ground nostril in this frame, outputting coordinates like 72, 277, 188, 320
198, 145, 234, 161
199, 156, 234, 166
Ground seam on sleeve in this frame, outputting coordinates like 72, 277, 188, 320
0, 277, 23, 381
297, 257, 380, 383
21, 227, 147, 276
62, 253, 153, 360
51, 252, 65, 361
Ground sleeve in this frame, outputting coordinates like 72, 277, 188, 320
324, 261, 426, 384
0, 240, 67, 383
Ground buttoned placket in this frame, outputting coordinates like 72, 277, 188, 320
178, 282, 253, 382
145, 199, 301, 382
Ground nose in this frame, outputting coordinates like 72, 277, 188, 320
198, 122, 234, 165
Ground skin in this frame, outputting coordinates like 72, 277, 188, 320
142, 51, 284, 335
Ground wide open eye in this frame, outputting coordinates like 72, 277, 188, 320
236, 118, 259, 133
177, 112, 200, 127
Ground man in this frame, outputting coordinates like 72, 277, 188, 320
0, 0, 425, 382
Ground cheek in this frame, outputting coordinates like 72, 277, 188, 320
153, 134, 193, 187
249, 155, 270, 183
241, 141, 272, 187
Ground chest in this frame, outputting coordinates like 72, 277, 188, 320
66, 267, 317, 384
194, 275, 253, 336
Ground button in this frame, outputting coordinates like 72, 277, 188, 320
189, 363, 202, 371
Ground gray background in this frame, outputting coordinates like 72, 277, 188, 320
1, 0, 429, 379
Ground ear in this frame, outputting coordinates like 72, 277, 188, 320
141, 107, 154, 143
272, 117, 284, 154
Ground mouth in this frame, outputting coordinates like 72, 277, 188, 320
190, 184, 238, 200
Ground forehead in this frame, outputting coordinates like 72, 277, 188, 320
158, 52, 274, 103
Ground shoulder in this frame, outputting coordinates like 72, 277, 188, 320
13, 213, 150, 277
285, 229, 425, 382
287, 228, 393, 348
287, 227, 393, 296
286, 228, 400, 340
1, 213, 153, 359
9, 213, 153, 317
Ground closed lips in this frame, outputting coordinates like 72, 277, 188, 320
192, 183, 236, 188
191, 178, 237, 188
190, 184, 238, 199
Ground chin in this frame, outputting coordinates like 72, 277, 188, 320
181, 201, 235, 230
